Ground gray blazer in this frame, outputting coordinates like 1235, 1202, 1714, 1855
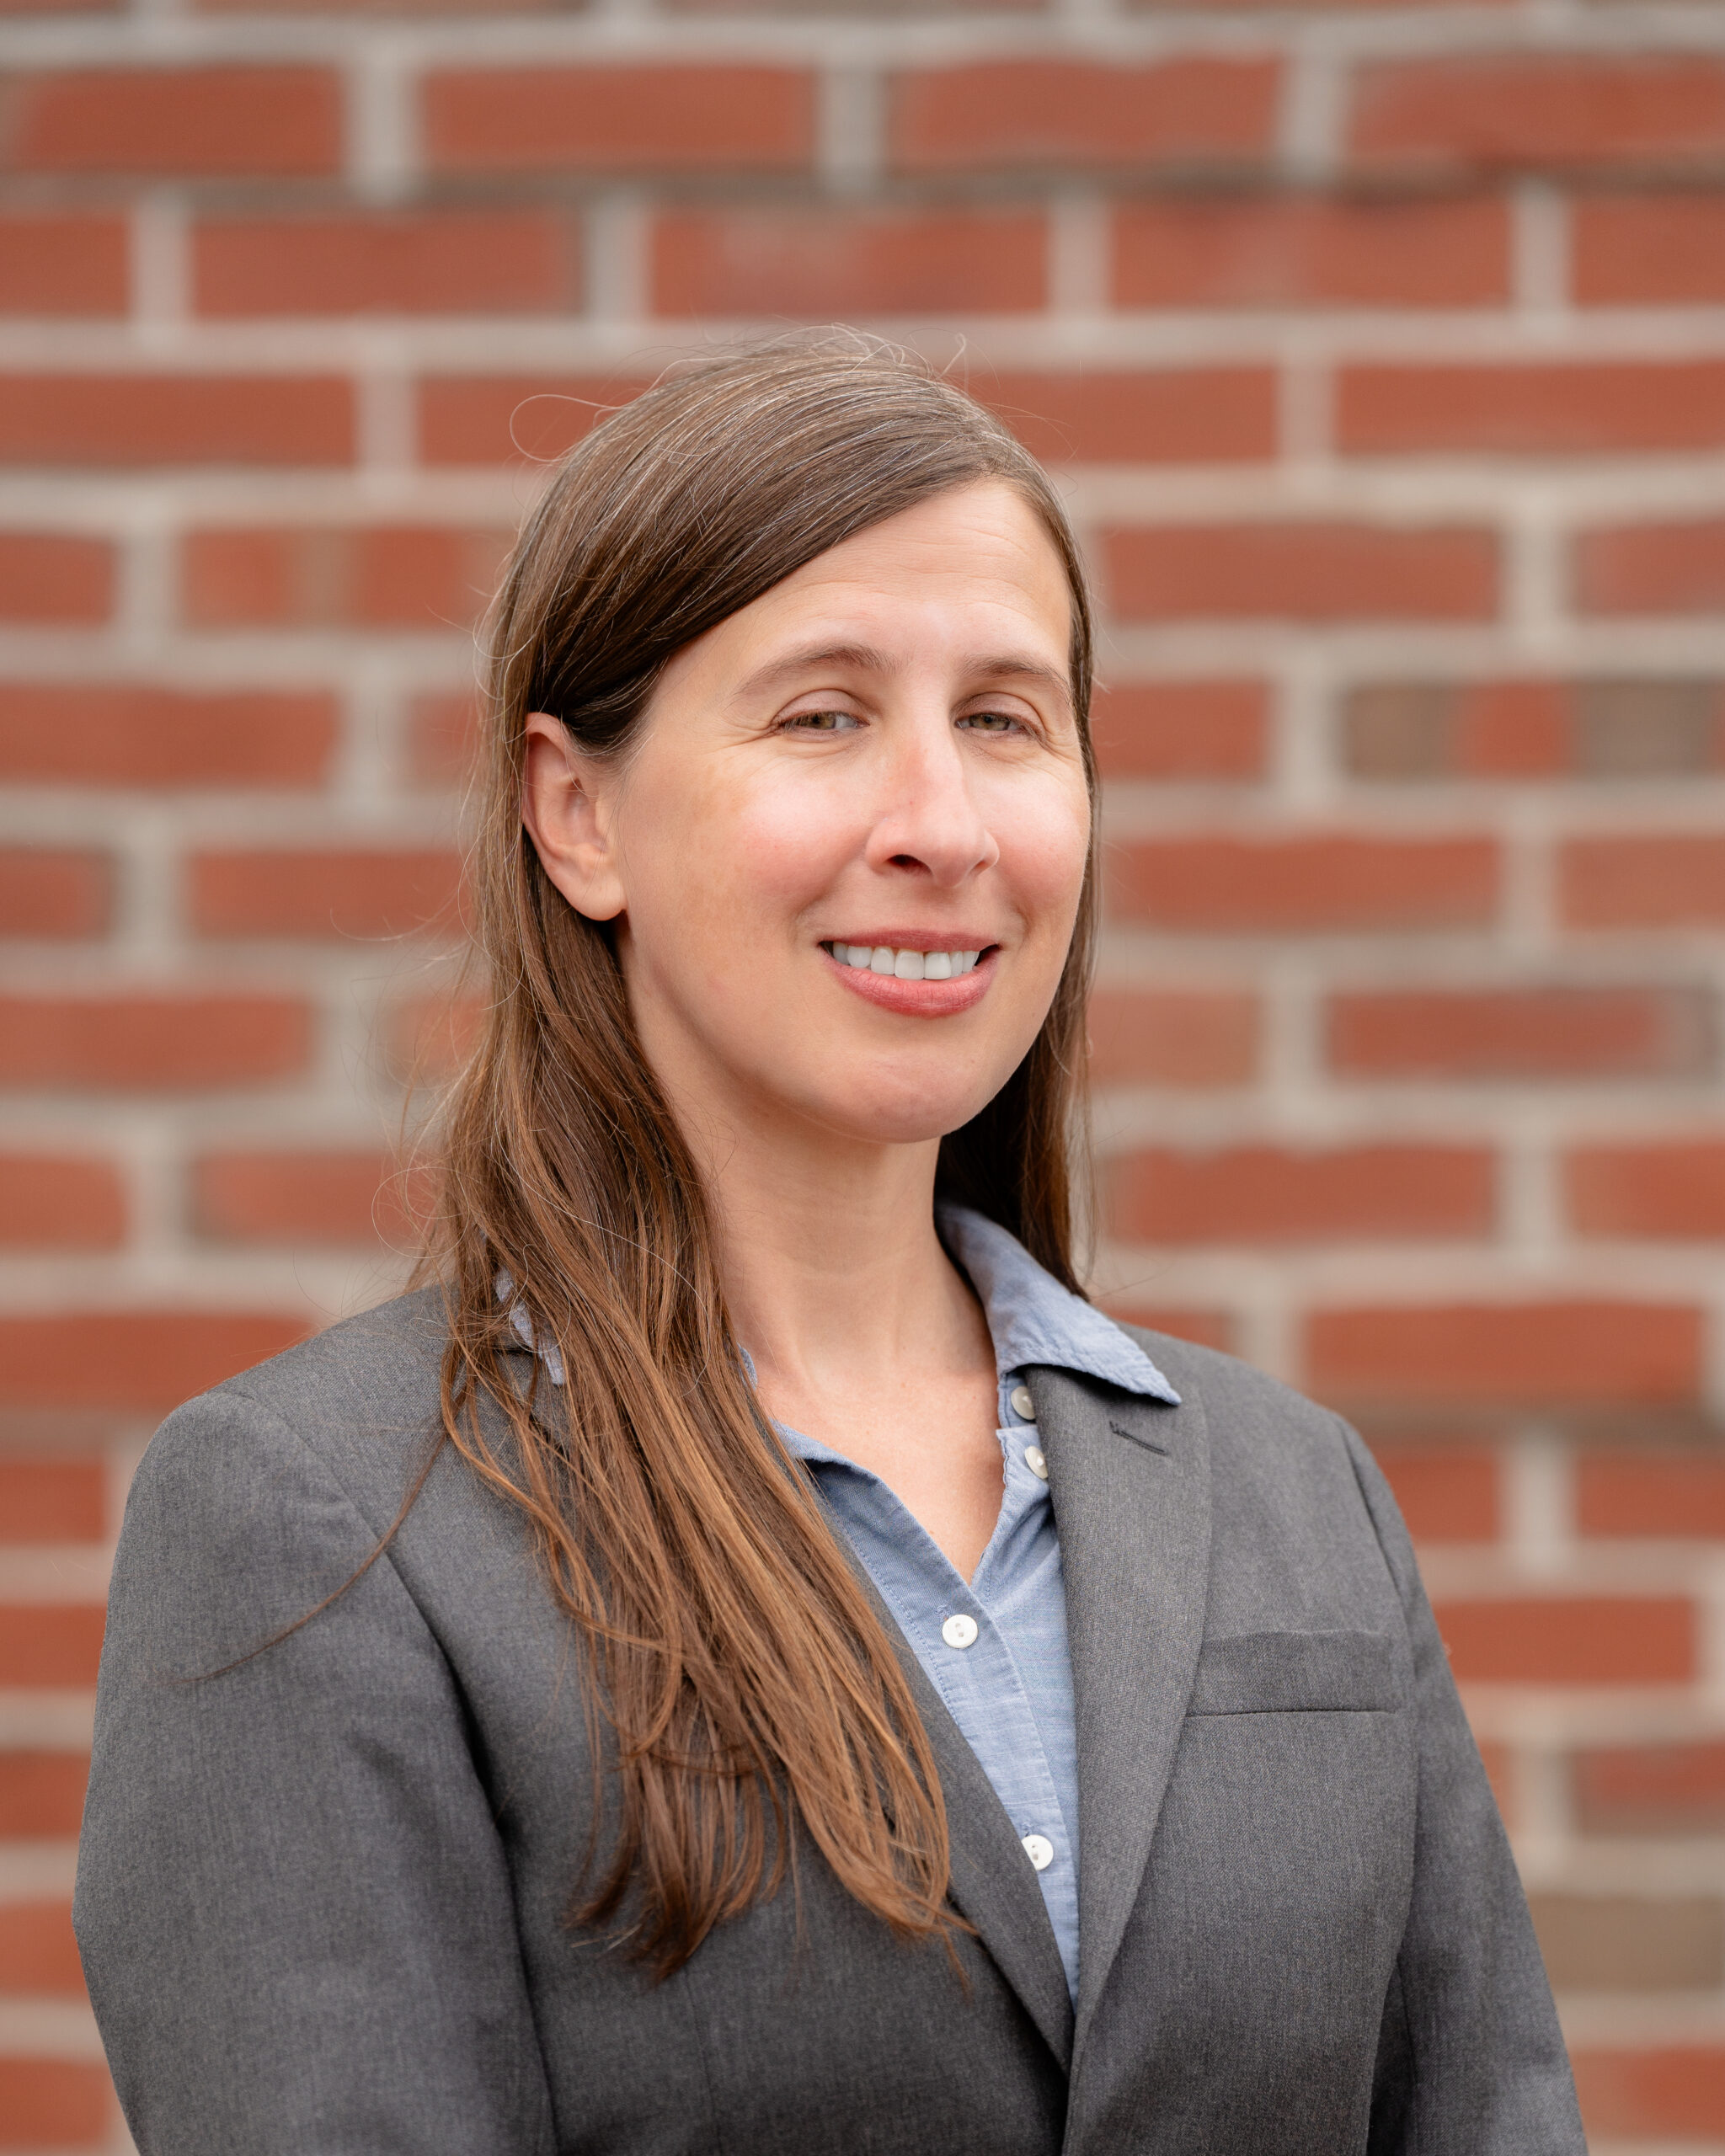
75, 1288, 1584, 2154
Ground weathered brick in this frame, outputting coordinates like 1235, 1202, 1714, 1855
1573, 2048, 1725, 2140
0, 533, 112, 623
0, 2059, 109, 2147
1562, 835, 1725, 928
1110, 833, 1498, 931
0, 212, 126, 312
190, 849, 462, 940
1114, 1143, 1493, 1243
1308, 1301, 1703, 1406
1087, 987, 1258, 1086
0, 686, 337, 788
193, 1150, 426, 1247
0, 1750, 87, 1838
1113, 195, 1509, 308
3, 65, 341, 175
1578, 1742, 1725, 1834
0, 1604, 104, 1686
0, 848, 110, 937
0, 1898, 85, 1996
1529, 1894, 1723, 1990
0, 994, 312, 1090
1576, 519, 1725, 616
0, 1460, 105, 1540
0, 1311, 304, 1412
1434, 1596, 1695, 1683
1328, 985, 1714, 1081
195, 211, 582, 317
1578, 1450, 1725, 1536
978, 368, 1275, 464
1339, 361, 1725, 455
0, 1159, 125, 1250
652, 206, 1048, 316
181, 525, 509, 630
1092, 681, 1268, 781
890, 59, 1279, 173
1372, 1445, 1500, 1542
0, 375, 353, 467
1575, 191, 1725, 303
424, 65, 814, 174
1108, 522, 1498, 622
1344, 679, 1725, 780
1568, 1141, 1725, 1240
1349, 56, 1725, 175
416, 375, 644, 466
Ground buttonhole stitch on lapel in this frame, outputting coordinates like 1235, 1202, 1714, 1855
1108, 1417, 1169, 1455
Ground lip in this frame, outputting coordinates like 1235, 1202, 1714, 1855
821, 940, 999, 1017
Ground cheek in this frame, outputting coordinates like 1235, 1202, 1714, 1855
1001, 781, 1092, 941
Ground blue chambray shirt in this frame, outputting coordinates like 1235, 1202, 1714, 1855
769, 1204, 1178, 2004
507, 1204, 1178, 2004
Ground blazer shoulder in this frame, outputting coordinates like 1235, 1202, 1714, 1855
1108, 1317, 1354, 1462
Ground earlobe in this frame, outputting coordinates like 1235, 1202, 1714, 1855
520, 712, 628, 923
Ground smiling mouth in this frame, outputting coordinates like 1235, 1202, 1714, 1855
821, 942, 986, 981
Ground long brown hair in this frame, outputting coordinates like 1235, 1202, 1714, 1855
425, 339, 1098, 1977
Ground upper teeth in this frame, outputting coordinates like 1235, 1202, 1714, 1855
829, 944, 982, 981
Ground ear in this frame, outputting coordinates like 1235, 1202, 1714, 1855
521, 712, 627, 922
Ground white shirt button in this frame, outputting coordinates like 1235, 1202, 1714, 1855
1023, 1444, 1048, 1481
1022, 1833, 1054, 1871
942, 1613, 979, 1650
1009, 1384, 1034, 1420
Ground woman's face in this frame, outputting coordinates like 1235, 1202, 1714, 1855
522, 480, 1092, 1154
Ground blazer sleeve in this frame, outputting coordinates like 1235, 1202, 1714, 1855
1337, 1421, 1586, 2155
72, 1383, 558, 2156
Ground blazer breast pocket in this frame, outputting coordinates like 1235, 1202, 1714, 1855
1187, 1629, 1402, 1716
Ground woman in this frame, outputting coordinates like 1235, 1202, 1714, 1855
75, 342, 1583, 2154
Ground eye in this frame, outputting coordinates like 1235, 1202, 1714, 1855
781, 709, 862, 734
958, 708, 1028, 736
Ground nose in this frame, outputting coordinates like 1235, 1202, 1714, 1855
862, 706, 1000, 889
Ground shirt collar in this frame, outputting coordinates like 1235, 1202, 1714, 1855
934, 1202, 1179, 1405
500, 1206, 1179, 1409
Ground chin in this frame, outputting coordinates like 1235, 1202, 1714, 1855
797, 1071, 1001, 1150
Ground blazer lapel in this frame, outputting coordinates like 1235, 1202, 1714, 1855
1028, 1363, 1211, 2057
832, 1519, 1076, 2073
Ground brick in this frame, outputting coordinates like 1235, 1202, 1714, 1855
0, 685, 338, 788
417, 374, 646, 466
652, 206, 1047, 316
1087, 988, 1258, 1086
1562, 834, 1725, 928
424, 65, 814, 175
1569, 1140, 1725, 1240
1107, 522, 1498, 622
1092, 681, 1267, 781
0, 2058, 109, 2147
386, 991, 485, 1082
0, 1460, 104, 1540
195, 211, 581, 318
0, 1898, 83, 1996
0, 1751, 86, 1838
407, 691, 480, 789
1372, 1445, 1499, 1541
1344, 678, 1725, 780
0, 1310, 304, 1412
1578, 1451, 1725, 1536
1113, 195, 1509, 308
1577, 519, 1725, 616
181, 525, 508, 630
1113, 1143, 1493, 1244
0, 850, 109, 937
0, 1604, 104, 1686
1434, 1595, 1694, 1684
1111, 833, 1498, 931
193, 1150, 427, 1246
0, 534, 111, 623
0, 213, 125, 313
1576, 191, 1725, 302
3, 65, 341, 176
978, 368, 1274, 465
0, 1160, 125, 1251
1573, 2048, 1725, 2139
1529, 1895, 1722, 1990
1348, 56, 1725, 175
1096, 1302, 1233, 1354
1339, 360, 1725, 455
1328, 985, 1713, 1081
1308, 1301, 1703, 1407
0, 375, 352, 467
890, 59, 1279, 173
0, 994, 311, 1090
1578, 1742, 1725, 1833
190, 849, 462, 940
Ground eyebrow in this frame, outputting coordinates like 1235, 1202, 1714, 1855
735, 641, 1074, 708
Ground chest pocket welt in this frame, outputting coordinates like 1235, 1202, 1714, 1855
1187, 1630, 1402, 1716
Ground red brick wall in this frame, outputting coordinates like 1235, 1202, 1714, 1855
3, 2, 1723, 2148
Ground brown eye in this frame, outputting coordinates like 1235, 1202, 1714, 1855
784, 710, 862, 732
959, 710, 1022, 734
